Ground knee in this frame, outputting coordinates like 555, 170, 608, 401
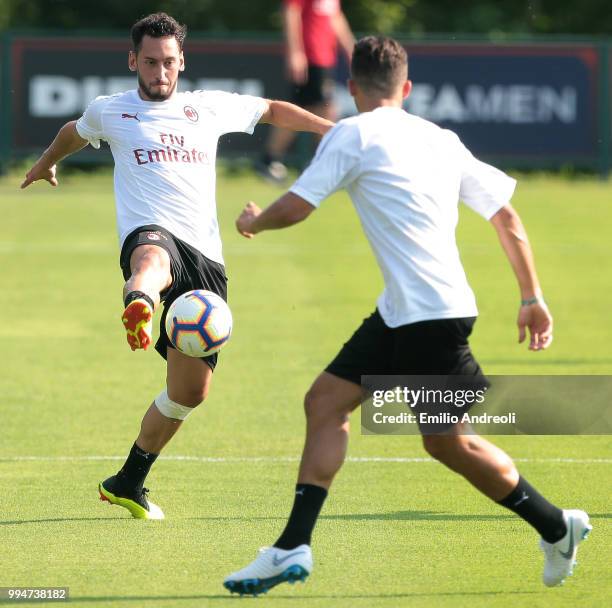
131, 247, 169, 277
303, 388, 320, 420
303, 388, 349, 425
168, 383, 209, 408
422, 434, 468, 462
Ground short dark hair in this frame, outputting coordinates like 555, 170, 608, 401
351, 36, 408, 96
131, 13, 187, 52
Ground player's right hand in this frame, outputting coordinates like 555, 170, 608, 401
20, 163, 58, 189
517, 302, 553, 351
236, 201, 262, 238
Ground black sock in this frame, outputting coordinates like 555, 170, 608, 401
274, 484, 328, 550
116, 443, 158, 493
261, 152, 280, 165
124, 290, 155, 310
497, 476, 567, 543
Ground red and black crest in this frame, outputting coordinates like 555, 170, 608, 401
183, 105, 199, 122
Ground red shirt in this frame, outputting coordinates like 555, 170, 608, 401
284, 0, 340, 68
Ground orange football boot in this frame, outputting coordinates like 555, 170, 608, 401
121, 298, 153, 351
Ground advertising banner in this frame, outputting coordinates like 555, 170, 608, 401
3, 36, 606, 169
7, 37, 286, 160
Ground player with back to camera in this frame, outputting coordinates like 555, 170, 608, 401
223, 36, 591, 595
21, 12, 334, 520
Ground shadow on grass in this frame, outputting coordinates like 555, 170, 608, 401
321, 511, 515, 522
0, 516, 129, 526
4, 512, 610, 527
322, 511, 611, 521
188, 511, 514, 522
188, 510, 612, 523
13, 590, 536, 604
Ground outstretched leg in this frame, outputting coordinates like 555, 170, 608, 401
423, 423, 591, 586
99, 348, 213, 519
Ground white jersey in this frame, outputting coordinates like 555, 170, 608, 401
76, 89, 267, 264
291, 107, 516, 328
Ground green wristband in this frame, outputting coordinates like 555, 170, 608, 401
521, 296, 544, 306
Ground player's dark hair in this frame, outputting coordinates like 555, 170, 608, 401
351, 36, 408, 96
131, 13, 187, 52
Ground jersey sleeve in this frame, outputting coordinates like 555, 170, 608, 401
459, 144, 517, 220
289, 122, 361, 208
200, 91, 268, 136
75, 95, 108, 149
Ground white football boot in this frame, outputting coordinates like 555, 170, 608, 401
224, 545, 312, 596
540, 509, 592, 587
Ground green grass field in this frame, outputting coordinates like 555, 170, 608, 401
1, 167, 611, 607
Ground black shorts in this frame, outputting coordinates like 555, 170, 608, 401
291, 65, 335, 107
326, 310, 488, 432
120, 224, 228, 369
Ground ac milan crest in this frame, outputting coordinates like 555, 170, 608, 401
184, 106, 199, 122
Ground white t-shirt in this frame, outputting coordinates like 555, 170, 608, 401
76, 89, 267, 264
291, 107, 516, 328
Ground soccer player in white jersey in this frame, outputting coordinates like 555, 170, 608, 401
224, 36, 591, 595
20, 13, 335, 520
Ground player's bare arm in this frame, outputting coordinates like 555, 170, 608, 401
259, 100, 333, 136
490, 204, 553, 351
236, 193, 315, 238
21, 121, 88, 189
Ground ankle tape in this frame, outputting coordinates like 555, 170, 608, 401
125, 290, 155, 310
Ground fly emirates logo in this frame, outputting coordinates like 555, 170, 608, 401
133, 132, 209, 166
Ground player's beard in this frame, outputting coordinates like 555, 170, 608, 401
137, 72, 177, 101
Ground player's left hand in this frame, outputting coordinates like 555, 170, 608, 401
236, 201, 262, 238
517, 302, 553, 351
